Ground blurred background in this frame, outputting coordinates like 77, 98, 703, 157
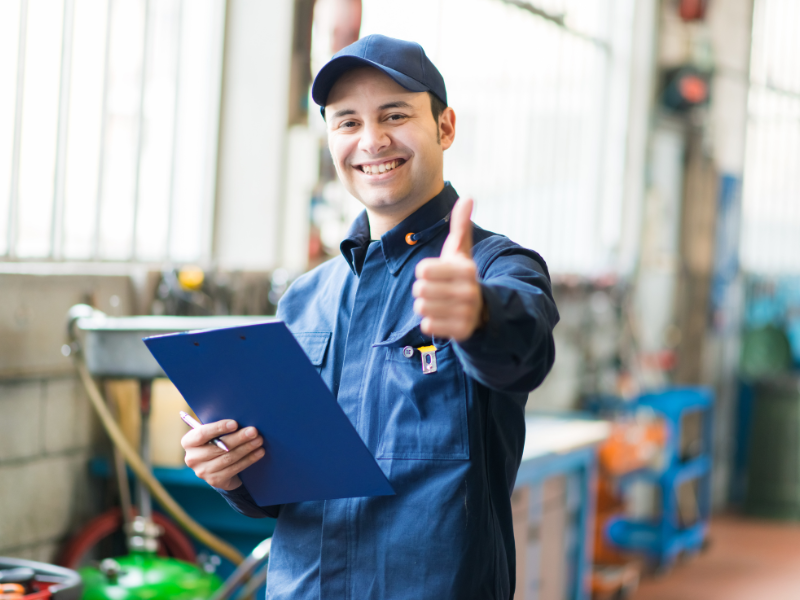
1, 0, 800, 599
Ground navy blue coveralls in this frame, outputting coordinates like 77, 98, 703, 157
219, 183, 559, 599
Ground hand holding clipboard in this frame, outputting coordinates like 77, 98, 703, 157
144, 321, 394, 505
180, 413, 264, 492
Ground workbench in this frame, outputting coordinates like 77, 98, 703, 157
513, 416, 610, 600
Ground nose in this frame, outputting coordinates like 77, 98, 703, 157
358, 121, 390, 156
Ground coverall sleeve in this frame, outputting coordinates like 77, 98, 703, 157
453, 242, 559, 393
215, 484, 281, 519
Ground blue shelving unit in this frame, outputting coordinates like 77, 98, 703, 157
603, 387, 713, 569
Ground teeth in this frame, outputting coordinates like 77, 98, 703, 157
362, 160, 401, 174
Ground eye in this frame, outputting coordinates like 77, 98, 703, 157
339, 120, 358, 129
387, 113, 407, 122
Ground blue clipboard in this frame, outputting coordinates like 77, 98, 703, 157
143, 321, 395, 506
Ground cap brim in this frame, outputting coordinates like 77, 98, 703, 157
312, 55, 429, 108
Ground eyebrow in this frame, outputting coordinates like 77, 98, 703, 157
331, 108, 356, 119
379, 101, 412, 111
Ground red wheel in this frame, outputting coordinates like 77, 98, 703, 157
57, 508, 196, 568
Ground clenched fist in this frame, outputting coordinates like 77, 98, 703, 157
413, 198, 484, 342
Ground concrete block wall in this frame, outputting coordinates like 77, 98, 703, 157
0, 377, 101, 560
0, 272, 134, 562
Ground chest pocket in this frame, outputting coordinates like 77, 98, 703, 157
293, 332, 331, 372
373, 326, 469, 460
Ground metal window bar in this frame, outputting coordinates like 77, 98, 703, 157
165, 0, 185, 260
742, 0, 800, 274
423, 0, 622, 274
2, 0, 221, 264
50, 0, 76, 260
92, 0, 114, 261
130, 0, 152, 262
6, 0, 28, 259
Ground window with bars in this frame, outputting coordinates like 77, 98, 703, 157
741, 0, 800, 274
358, 0, 636, 275
0, 0, 225, 264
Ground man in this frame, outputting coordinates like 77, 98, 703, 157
182, 34, 559, 599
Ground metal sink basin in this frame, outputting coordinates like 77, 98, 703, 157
69, 306, 275, 378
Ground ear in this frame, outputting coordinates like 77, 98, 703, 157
440, 107, 456, 151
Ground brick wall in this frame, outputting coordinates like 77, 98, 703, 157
0, 377, 102, 561
0, 273, 134, 562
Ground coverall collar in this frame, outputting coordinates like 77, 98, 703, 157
340, 182, 459, 276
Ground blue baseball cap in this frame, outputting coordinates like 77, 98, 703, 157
311, 34, 447, 116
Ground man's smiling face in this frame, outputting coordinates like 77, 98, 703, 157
325, 67, 455, 226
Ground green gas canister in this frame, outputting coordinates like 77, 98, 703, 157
78, 517, 223, 600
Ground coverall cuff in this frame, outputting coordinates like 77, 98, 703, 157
215, 484, 281, 519
455, 283, 505, 354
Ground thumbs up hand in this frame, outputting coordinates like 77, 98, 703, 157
413, 198, 484, 342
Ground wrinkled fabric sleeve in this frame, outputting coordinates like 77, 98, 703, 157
215, 484, 281, 519
453, 245, 559, 393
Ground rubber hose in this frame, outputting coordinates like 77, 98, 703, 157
74, 357, 244, 566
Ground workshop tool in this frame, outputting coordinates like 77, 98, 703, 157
0, 558, 82, 600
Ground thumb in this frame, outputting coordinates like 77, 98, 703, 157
440, 198, 474, 259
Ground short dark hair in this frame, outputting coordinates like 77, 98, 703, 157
429, 92, 446, 123
429, 92, 447, 144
